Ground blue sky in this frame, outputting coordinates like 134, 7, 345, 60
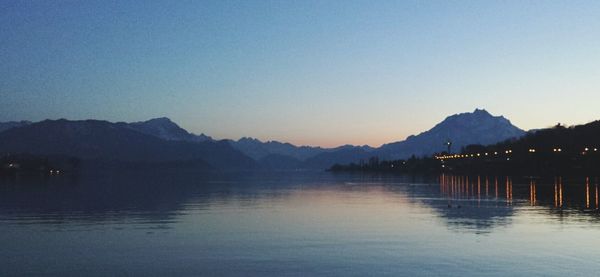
1, 0, 600, 147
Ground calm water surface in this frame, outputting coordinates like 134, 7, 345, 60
2, 170, 600, 276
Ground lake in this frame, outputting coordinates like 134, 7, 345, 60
1, 170, 600, 276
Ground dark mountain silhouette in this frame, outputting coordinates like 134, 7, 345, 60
227, 137, 326, 161
334, 121, 600, 176
301, 147, 374, 170
126, 117, 213, 142
303, 109, 525, 169
247, 143, 376, 170
0, 120, 31, 133
376, 109, 525, 159
0, 119, 256, 170
445, 120, 600, 175
0, 109, 526, 171
258, 154, 303, 170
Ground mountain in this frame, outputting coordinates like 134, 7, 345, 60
227, 137, 326, 161
0, 118, 213, 142
258, 154, 303, 170
377, 109, 525, 159
0, 109, 526, 171
301, 147, 374, 170
124, 119, 323, 161
303, 109, 525, 169
428, 121, 600, 176
126, 117, 213, 142
0, 121, 31, 133
0, 119, 256, 170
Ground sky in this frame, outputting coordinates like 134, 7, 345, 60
1, 0, 600, 147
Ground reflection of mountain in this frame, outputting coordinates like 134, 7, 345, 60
392, 176, 515, 233
421, 175, 600, 232
1, 172, 599, 232
364, 174, 600, 233
0, 170, 300, 224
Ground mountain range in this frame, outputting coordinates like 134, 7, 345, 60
376, 109, 526, 159
0, 109, 526, 170
0, 119, 256, 171
0, 121, 31, 133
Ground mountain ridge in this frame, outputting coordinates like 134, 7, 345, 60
376, 108, 525, 159
0, 109, 527, 170
0, 119, 257, 171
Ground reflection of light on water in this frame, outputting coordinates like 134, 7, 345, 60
553, 177, 563, 208
558, 177, 562, 208
485, 177, 489, 198
495, 177, 499, 200
465, 176, 469, 198
439, 175, 515, 206
505, 177, 512, 205
530, 180, 536, 206
477, 176, 481, 204
554, 180, 558, 207
596, 184, 598, 210
439, 175, 600, 210
586, 177, 590, 209
437, 174, 600, 238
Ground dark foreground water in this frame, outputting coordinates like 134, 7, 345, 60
2, 170, 600, 276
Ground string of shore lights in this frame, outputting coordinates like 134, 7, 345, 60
435, 147, 599, 160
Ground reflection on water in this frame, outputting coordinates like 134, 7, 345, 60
2, 171, 600, 276
530, 179, 536, 206
439, 174, 600, 212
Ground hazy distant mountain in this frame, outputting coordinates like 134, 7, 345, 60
227, 138, 377, 163
126, 117, 213, 142
258, 154, 303, 170
126, 119, 323, 161
377, 109, 526, 159
301, 147, 374, 170
227, 137, 326, 161
0, 121, 31, 133
0, 119, 256, 170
